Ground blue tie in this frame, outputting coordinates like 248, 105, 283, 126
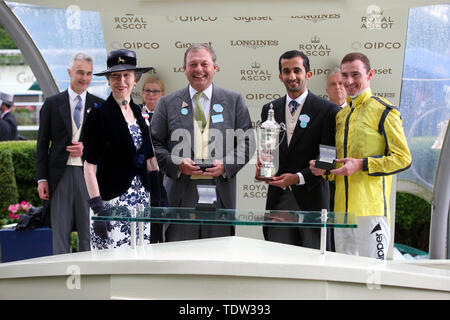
289, 100, 299, 115
74, 95, 82, 128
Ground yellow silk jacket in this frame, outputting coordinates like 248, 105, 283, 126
333, 88, 412, 221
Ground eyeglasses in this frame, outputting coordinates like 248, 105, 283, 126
142, 89, 161, 94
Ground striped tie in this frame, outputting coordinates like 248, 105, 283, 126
289, 100, 299, 115
74, 95, 82, 128
194, 92, 207, 132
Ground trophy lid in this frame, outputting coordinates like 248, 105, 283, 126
261, 103, 280, 130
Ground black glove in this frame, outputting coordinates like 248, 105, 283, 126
88, 196, 111, 240
147, 170, 162, 207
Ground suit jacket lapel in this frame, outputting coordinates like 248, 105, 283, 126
59, 90, 72, 136
287, 93, 316, 151
176, 87, 195, 156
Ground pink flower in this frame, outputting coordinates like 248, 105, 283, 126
7, 201, 32, 222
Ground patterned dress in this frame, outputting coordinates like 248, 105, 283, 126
90, 120, 151, 250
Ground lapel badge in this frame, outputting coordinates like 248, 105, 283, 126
212, 104, 224, 113
299, 114, 310, 128
181, 108, 188, 116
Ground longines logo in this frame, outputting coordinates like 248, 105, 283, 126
290, 13, 341, 23
351, 41, 401, 50
373, 92, 395, 99
298, 36, 332, 56
233, 16, 273, 23
174, 41, 213, 49
172, 66, 221, 73
240, 62, 273, 81
114, 13, 148, 30
230, 40, 279, 50
361, 5, 394, 29
166, 16, 218, 23
111, 41, 160, 50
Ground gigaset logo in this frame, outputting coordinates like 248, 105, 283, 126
230, 40, 279, 50
233, 16, 273, 23
290, 13, 341, 23
114, 13, 148, 30
174, 41, 213, 49
298, 36, 332, 56
240, 62, 273, 81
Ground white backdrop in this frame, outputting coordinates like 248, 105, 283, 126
99, 7, 408, 212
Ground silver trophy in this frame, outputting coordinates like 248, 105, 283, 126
255, 103, 285, 181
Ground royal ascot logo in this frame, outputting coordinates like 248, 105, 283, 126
298, 36, 332, 56
240, 62, 273, 81
361, 5, 394, 30
230, 40, 279, 50
114, 13, 148, 30
174, 41, 213, 49
111, 41, 160, 50
166, 16, 218, 23
290, 13, 341, 23
351, 41, 401, 50
233, 16, 273, 23
242, 183, 268, 199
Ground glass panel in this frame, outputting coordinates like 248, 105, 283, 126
6, 1, 108, 99
398, 4, 450, 194
92, 206, 357, 229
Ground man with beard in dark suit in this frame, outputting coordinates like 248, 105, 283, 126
36, 52, 105, 254
260, 50, 339, 249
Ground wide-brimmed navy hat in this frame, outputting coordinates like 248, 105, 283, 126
94, 49, 153, 76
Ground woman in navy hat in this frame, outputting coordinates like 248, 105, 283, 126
83, 49, 164, 249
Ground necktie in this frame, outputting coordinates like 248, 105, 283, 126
74, 95, 82, 128
194, 92, 207, 132
289, 100, 299, 115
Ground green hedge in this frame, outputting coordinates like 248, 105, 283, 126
0, 149, 19, 222
395, 192, 431, 253
0, 141, 41, 226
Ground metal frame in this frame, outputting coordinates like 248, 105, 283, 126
0, 0, 59, 97
429, 124, 450, 259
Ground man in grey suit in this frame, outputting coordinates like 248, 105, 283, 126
36, 52, 105, 254
151, 43, 254, 242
